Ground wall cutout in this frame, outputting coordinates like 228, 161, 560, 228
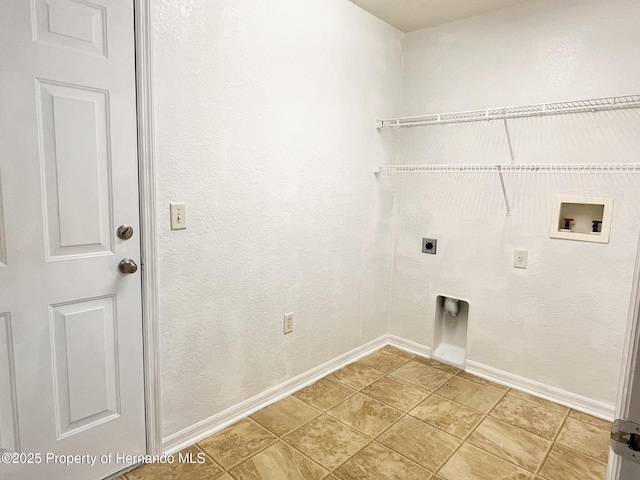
433, 296, 469, 369
37, 79, 114, 260
50, 296, 120, 438
550, 196, 614, 244
0, 313, 19, 452
31, 0, 107, 58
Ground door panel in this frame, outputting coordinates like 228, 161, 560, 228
0, 1, 145, 479
37, 79, 114, 258
50, 296, 119, 437
32, 0, 108, 58
0, 313, 18, 453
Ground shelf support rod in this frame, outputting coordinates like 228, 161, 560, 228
503, 119, 515, 163
497, 165, 511, 216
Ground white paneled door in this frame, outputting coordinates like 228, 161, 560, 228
0, 1, 145, 479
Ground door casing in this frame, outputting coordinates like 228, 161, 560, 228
609, 205, 640, 477
134, 0, 161, 458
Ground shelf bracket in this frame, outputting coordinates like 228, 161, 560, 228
497, 165, 511, 216
503, 119, 515, 163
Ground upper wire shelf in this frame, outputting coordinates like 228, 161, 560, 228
374, 164, 640, 174
377, 95, 640, 128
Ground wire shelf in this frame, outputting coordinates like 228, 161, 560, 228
374, 163, 640, 174
377, 95, 640, 128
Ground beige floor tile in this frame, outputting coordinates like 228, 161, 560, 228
377, 415, 460, 471
328, 363, 384, 390
228, 441, 328, 480
357, 350, 409, 373
412, 356, 460, 375
282, 415, 369, 470
333, 441, 431, 480
555, 417, 610, 463
126, 445, 224, 480
197, 418, 277, 469
490, 395, 566, 440
455, 371, 509, 392
467, 417, 551, 472
409, 394, 484, 439
435, 377, 505, 413
438, 443, 532, 480
293, 378, 356, 411
381, 345, 414, 359
327, 393, 403, 437
389, 361, 452, 391
361, 376, 429, 412
568, 410, 612, 431
250, 395, 320, 436
538, 444, 607, 480
507, 390, 570, 415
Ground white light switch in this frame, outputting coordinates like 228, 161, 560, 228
514, 249, 528, 269
170, 203, 186, 230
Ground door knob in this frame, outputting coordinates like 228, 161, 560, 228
118, 258, 138, 274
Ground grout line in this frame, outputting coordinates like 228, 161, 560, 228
541, 414, 611, 466
367, 369, 500, 475
454, 369, 511, 393
292, 381, 359, 412
329, 437, 375, 476
192, 443, 225, 474
473, 387, 563, 477
533, 404, 570, 478
328, 360, 460, 476
196, 419, 280, 473
281, 355, 414, 475
278, 437, 337, 477
432, 387, 511, 475
363, 402, 435, 475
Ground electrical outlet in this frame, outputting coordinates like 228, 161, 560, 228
422, 238, 437, 254
170, 203, 187, 230
284, 312, 294, 334
514, 249, 528, 269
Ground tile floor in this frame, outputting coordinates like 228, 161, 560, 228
119, 346, 612, 480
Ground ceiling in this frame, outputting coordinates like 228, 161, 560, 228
349, 0, 533, 33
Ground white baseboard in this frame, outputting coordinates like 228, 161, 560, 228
388, 336, 614, 421
161, 335, 389, 454
163, 334, 615, 455
386, 335, 432, 358
465, 360, 615, 421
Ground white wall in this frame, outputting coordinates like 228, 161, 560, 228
152, 0, 402, 438
391, 0, 640, 406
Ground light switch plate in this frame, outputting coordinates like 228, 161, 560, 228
170, 203, 186, 230
514, 249, 528, 269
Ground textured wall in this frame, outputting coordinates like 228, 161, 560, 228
391, 0, 640, 406
152, 0, 402, 438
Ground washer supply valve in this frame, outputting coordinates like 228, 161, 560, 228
592, 220, 603, 233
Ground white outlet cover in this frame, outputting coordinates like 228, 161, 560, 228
284, 312, 294, 334
514, 249, 528, 269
